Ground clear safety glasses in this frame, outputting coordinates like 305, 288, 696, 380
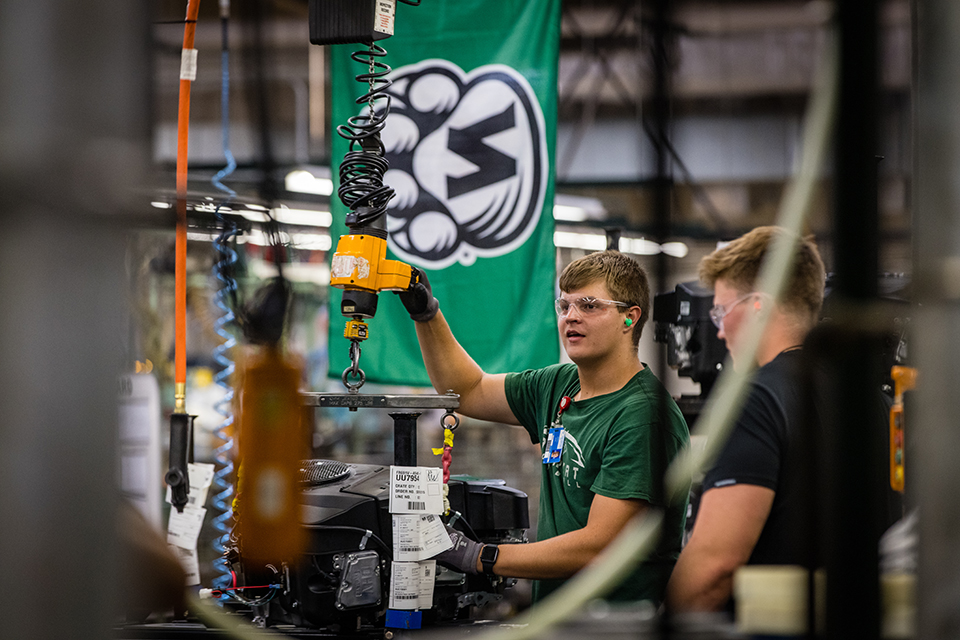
709, 292, 757, 329
555, 296, 630, 318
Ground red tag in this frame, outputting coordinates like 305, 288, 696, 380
558, 396, 572, 413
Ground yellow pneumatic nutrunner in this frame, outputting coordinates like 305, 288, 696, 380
329, 209, 419, 389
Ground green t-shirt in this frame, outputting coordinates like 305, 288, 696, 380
504, 363, 690, 605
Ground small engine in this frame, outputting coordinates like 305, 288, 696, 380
226, 460, 529, 631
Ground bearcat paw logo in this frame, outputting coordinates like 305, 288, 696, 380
378, 60, 548, 269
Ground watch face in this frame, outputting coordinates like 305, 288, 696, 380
481, 544, 499, 569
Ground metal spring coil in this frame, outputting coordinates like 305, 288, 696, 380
210, 9, 238, 592
336, 44, 396, 227
210, 217, 238, 591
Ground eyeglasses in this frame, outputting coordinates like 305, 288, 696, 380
555, 296, 630, 318
709, 292, 757, 329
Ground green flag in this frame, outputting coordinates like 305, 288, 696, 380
327, 0, 561, 387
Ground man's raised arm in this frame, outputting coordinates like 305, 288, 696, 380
397, 269, 518, 425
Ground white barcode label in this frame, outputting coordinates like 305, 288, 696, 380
389, 466, 444, 515
393, 514, 452, 562
166, 504, 206, 550
389, 560, 436, 610
390, 561, 420, 609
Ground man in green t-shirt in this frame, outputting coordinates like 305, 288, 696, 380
397, 250, 690, 605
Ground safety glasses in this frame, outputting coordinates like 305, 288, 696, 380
709, 292, 758, 329
555, 296, 630, 318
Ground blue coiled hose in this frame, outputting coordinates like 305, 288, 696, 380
210, 4, 238, 592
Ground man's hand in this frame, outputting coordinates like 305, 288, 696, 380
434, 525, 481, 575
397, 267, 439, 322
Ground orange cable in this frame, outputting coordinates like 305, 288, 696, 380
175, 0, 201, 410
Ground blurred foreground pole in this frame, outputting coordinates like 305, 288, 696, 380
0, 0, 148, 638
826, 2, 882, 638
914, 2, 960, 637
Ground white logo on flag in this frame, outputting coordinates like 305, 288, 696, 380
376, 59, 548, 269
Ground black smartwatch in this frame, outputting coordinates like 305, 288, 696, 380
479, 544, 499, 575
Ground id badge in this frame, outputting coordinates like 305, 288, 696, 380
543, 426, 565, 464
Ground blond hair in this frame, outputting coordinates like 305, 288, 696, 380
559, 250, 650, 346
699, 226, 825, 326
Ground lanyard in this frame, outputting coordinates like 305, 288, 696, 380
543, 395, 573, 464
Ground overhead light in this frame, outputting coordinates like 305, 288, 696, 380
553, 205, 588, 222
236, 206, 332, 228
239, 228, 331, 252
621, 237, 662, 256
272, 207, 332, 228
249, 259, 331, 285
151, 201, 172, 209
239, 229, 268, 246
554, 231, 606, 251
554, 231, 689, 258
286, 168, 334, 196
660, 242, 690, 258
553, 194, 606, 222
238, 209, 268, 224
289, 232, 332, 252
186, 231, 219, 242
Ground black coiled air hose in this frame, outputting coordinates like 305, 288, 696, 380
336, 43, 396, 228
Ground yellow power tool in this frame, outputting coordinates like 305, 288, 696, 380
330, 229, 413, 319
329, 213, 418, 389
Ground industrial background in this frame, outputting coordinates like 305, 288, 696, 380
4, 0, 958, 638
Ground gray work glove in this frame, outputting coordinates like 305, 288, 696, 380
435, 525, 481, 575
397, 267, 439, 322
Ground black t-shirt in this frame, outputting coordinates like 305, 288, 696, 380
701, 348, 903, 569
701, 349, 807, 565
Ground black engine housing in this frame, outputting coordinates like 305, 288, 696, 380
230, 460, 529, 630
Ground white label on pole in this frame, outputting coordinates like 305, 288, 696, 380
374, 0, 395, 36
392, 514, 452, 561
389, 466, 444, 515
169, 544, 201, 586
180, 48, 198, 81
166, 504, 206, 550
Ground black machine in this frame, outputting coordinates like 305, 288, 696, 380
653, 281, 729, 422
225, 460, 529, 631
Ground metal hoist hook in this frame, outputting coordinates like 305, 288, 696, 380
341, 340, 366, 392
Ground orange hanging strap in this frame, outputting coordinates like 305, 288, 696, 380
174, 0, 202, 413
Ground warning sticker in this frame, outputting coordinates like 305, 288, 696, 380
389, 466, 444, 515
374, 0, 395, 36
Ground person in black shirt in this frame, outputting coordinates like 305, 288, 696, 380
667, 226, 826, 611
